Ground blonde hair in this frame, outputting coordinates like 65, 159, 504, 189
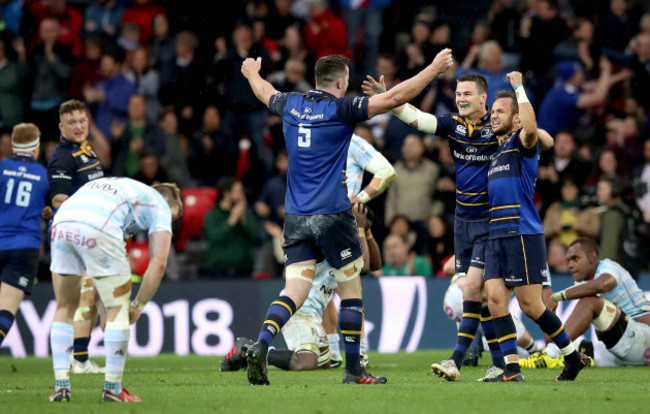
153, 183, 183, 217
11, 123, 41, 148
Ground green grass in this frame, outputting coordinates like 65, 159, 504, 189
2, 351, 649, 413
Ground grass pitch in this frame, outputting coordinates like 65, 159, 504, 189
2, 351, 649, 413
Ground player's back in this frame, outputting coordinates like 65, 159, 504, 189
53, 177, 171, 240
0, 155, 49, 250
595, 259, 650, 318
269, 90, 369, 215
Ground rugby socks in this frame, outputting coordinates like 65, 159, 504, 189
267, 348, 293, 371
339, 298, 363, 375
103, 327, 130, 394
327, 333, 341, 359
450, 301, 482, 368
0, 310, 15, 345
534, 308, 579, 365
50, 321, 74, 391
258, 296, 296, 352
72, 336, 90, 362
480, 306, 505, 370
492, 314, 520, 373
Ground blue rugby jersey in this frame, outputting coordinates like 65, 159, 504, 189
47, 136, 104, 200
436, 112, 497, 222
0, 154, 49, 250
486, 130, 543, 238
268, 90, 369, 215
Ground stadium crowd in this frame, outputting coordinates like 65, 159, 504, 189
1, 0, 650, 280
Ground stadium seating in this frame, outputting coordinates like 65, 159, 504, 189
126, 241, 150, 276
175, 187, 218, 251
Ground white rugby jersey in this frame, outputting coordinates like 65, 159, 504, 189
345, 134, 380, 197
578, 259, 650, 318
53, 177, 172, 240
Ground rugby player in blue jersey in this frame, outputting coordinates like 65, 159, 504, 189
240, 49, 453, 385
481, 72, 590, 382
0, 124, 50, 348
363, 73, 555, 381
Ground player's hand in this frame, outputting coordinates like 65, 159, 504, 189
361, 75, 386, 97
545, 296, 558, 313
352, 202, 367, 228
129, 306, 142, 324
241, 57, 262, 79
42, 206, 53, 220
431, 48, 454, 74
506, 71, 523, 88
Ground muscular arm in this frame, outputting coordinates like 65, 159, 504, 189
555, 273, 617, 300
132, 230, 172, 304
241, 57, 280, 107
537, 128, 554, 150
508, 72, 537, 148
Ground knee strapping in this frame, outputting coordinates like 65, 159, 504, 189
285, 263, 316, 284
73, 306, 96, 322
94, 275, 132, 329
593, 299, 618, 331
332, 257, 364, 282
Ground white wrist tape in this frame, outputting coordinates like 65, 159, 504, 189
416, 110, 438, 134
515, 85, 529, 104
357, 190, 371, 203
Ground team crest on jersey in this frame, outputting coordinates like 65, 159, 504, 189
18, 166, 26, 172
304, 107, 312, 114
481, 127, 492, 137
81, 155, 89, 163
466, 146, 477, 154
455, 125, 468, 136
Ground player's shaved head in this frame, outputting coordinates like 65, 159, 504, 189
315, 55, 349, 88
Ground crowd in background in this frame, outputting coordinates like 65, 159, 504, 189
1, 0, 650, 280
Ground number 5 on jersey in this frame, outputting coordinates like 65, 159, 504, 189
298, 124, 311, 148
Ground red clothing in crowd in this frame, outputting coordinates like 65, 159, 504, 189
304, 8, 350, 60
121, 0, 166, 44
29, 1, 83, 56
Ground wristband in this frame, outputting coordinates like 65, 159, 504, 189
132, 300, 146, 311
365, 229, 374, 240
515, 86, 529, 104
551, 290, 568, 301
513, 84, 523, 91
358, 228, 366, 238
357, 190, 371, 203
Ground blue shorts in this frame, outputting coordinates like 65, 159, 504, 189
283, 210, 362, 269
454, 220, 489, 273
484, 234, 548, 287
0, 248, 40, 294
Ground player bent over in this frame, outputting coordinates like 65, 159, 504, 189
47, 178, 182, 402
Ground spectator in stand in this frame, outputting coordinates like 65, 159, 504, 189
82, 0, 124, 40
426, 214, 454, 276
133, 151, 169, 186
110, 94, 165, 177
125, 47, 161, 123
158, 107, 194, 188
433, 140, 457, 222
121, 0, 165, 45
203, 176, 260, 278
632, 139, 650, 223
385, 134, 440, 249
597, 176, 630, 264
68, 36, 103, 101
458, 40, 514, 107
28, 18, 71, 140
188, 105, 238, 187
210, 23, 274, 176
388, 214, 417, 251
252, 18, 280, 65
584, 148, 622, 195
628, 32, 650, 114
264, 0, 301, 42
487, 0, 522, 68
598, 0, 636, 53
267, 58, 311, 93
276, 24, 315, 88
84, 48, 135, 140
116, 21, 141, 53
28, 0, 83, 57
381, 233, 432, 277
546, 238, 569, 274
0, 36, 28, 128
553, 17, 599, 77
148, 13, 175, 88
0, 0, 24, 36
395, 19, 435, 81
304, 0, 350, 60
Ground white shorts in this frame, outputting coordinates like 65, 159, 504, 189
282, 312, 327, 352
50, 222, 130, 277
600, 318, 650, 366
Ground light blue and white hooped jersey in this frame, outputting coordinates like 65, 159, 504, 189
345, 134, 380, 197
52, 177, 172, 240
578, 259, 650, 318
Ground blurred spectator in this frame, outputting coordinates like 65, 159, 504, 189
547, 238, 569, 273
0, 36, 28, 128
276, 24, 315, 87
188, 105, 238, 187
252, 18, 280, 64
120, 0, 165, 45
68, 36, 103, 101
28, 0, 83, 56
125, 47, 161, 123
628, 32, 650, 114
0, 129, 11, 159
133, 150, 169, 185
487, 0, 522, 67
158, 107, 194, 188
632, 138, 650, 222
385, 134, 440, 250
395, 19, 435, 81
28, 18, 71, 140
82, 0, 124, 40
265, 0, 301, 41
381, 233, 432, 277
553, 17, 599, 76
116, 21, 141, 52
148, 13, 175, 87
210, 23, 273, 175
584, 148, 621, 194
0, 0, 24, 36
426, 214, 454, 275
340, 0, 391, 79
267, 57, 311, 93
388, 214, 417, 250
597, 0, 636, 52
84, 48, 135, 139
432, 140, 456, 221
203, 176, 260, 278
304, 0, 350, 60
110, 94, 165, 177
458, 40, 513, 107
597, 175, 629, 263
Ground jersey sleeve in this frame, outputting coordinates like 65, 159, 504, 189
434, 114, 453, 137
268, 92, 289, 116
349, 135, 379, 170
595, 261, 621, 286
515, 129, 539, 158
148, 202, 173, 235
335, 95, 369, 124
47, 150, 74, 199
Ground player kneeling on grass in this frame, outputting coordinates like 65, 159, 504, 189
521, 237, 650, 368
47, 178, 182, 403
222, 204, 380, 373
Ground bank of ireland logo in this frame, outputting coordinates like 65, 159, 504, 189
466, 146, 477, 154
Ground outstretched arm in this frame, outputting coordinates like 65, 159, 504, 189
241, 57, 280, 107
537, 128, 554, 150
508, 71, 537, 148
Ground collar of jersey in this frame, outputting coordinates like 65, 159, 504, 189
12, 152, 36, 162
59, 136, 81, 148
308, 89, 336, 99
